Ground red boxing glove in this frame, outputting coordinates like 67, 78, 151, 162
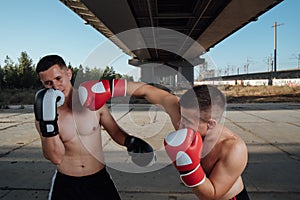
164, 128, 206, 187
78, 79, 126, 111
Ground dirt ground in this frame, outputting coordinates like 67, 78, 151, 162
226, 93, 300, 103
1, 85, 300, 109
222, 85, 300, 103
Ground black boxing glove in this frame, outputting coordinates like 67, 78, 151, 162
125, 135, 156, 167
34, 88, 65, 137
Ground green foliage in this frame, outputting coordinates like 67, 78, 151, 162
0, 88, 36, 107
18, 52, 36, 88
0, 66, 4, 87
72, 65, 104, 88
101, 66, 122, 80
3, 56, 18, 88
72, 65, 128, 88
1, 52, 39, 89
0, 52, 133, 90
122, 74, 134, 81
0, 52, 134, 105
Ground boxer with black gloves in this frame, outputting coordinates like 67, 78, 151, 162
34, 55, 139, 200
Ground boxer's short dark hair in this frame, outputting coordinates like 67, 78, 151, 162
36, 55, 66, 74
180, 85, 226, 116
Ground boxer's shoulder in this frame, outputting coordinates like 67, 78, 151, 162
218, 135, 248, 173
210, 126, 248, 165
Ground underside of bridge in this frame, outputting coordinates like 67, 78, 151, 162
60, 0, 283, 85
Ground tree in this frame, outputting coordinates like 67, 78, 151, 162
0, 53, 133, 90
122, 74, 134, 81
18, 51, 36, 88
3, 56, 18, 88
72, 65, 85, 88
101, 66, 122, 80
86, 66, 103, 80
69, 63, 79, 86
0, 65, 4, 88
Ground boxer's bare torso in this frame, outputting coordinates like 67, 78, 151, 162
200, 125, 246, 199
56, 102, 105, 177
36, 91, 106, 177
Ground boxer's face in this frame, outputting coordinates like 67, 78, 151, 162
39, 64, 72, 98
179, 107, 214, 137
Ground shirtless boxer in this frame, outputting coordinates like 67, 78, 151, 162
34, 55, 155, 200
124, 82, 250, 200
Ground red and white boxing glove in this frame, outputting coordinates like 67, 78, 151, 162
164, 128, 206, 187
78, 79, 126, 111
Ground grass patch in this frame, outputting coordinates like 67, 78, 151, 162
222, 85, 300, 103
0, 88, 36, 108
1, 85, 300, 107
223, 85, 300, 97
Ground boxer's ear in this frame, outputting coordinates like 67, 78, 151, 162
207, 119, 217, 129
66, 68, 72, 80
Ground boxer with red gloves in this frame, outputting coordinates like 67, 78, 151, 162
126, 82, 250, 199
164, 128, 205, 187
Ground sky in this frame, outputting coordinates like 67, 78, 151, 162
207, 0, 300, 75
0, 0, 299, 79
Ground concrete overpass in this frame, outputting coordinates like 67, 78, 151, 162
60, 0, 284, 85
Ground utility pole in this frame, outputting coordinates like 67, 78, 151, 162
272, 21, 284, 76
269, 54, 273, 72
298, 54, 300, 68
269, 21, 283, 85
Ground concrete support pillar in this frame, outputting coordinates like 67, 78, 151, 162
139, 63, 178, 86
140, 65, 155, 83
130, 57, 205, 87
178, 66, 194, 86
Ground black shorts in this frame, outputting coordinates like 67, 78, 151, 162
230, 186, 250, 200
48, 167, 121, 200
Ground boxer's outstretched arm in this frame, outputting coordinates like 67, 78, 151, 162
126, 82, 181, 129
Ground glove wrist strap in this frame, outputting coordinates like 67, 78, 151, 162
111, 79, 127, 97
180, 163, 206, 187
39, 121, 59, 137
